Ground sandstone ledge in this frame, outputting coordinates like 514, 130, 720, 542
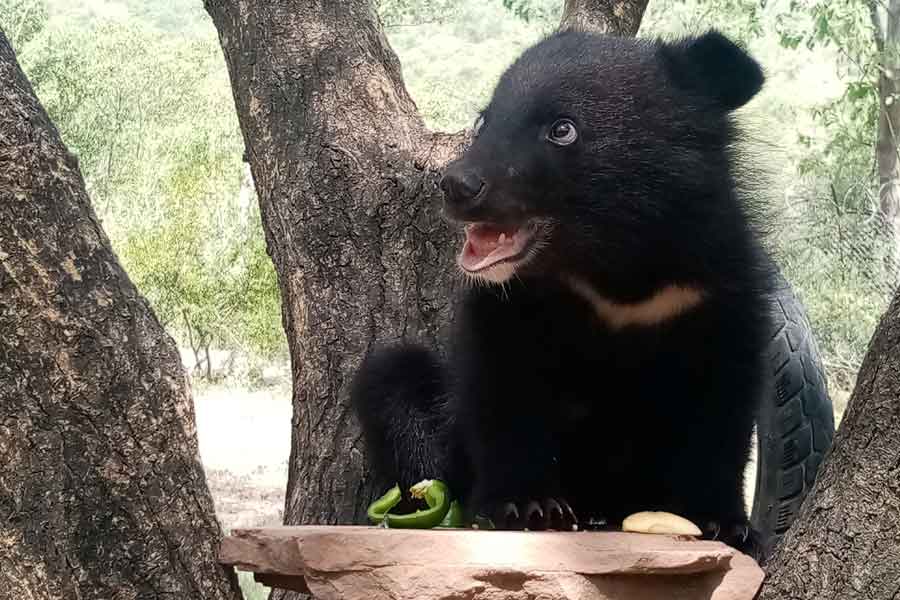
220, 526, 764, 600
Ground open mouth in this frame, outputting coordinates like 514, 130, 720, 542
458, 221, 536, 274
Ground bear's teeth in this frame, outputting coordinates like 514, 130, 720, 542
498, 233, 506, 244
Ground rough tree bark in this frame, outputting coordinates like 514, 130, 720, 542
871, 0, 900, 263
561, 0, 648, 34
0, 31, 240, 600
205, 0, 648, 548
758, 290, 900, 598
204, 0, 464, 531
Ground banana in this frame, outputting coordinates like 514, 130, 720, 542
622, 511, 702, 536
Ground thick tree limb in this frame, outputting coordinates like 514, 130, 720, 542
758, 291, 900, 599
204, 0, 460, 529
0, 30, 239, 600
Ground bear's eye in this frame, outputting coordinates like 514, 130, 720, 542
548, 119, 577, 146
473, 114, 486, 137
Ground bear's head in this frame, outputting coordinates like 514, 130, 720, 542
440, 30, 764, 302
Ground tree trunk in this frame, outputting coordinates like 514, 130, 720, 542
758, 289, 900, 598
872, 0, 900, 265
205, 0, 649, 543
561, 0, 648, 34
204, 0, 462, 531
0, 31, 240, 600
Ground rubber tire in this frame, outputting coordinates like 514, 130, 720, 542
751, 272, 836, 559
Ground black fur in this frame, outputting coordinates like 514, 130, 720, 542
352, 29, 773, 557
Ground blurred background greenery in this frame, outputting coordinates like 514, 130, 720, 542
1, 0, 895, 430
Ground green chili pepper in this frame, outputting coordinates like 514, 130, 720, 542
367, 479, 452, 529
367, 484, 402, 524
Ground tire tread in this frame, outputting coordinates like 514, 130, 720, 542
751, 277, 836, 556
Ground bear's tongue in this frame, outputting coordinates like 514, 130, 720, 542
460, 223, 527, 272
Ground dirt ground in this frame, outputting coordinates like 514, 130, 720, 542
193, 378, 763, 531
193, 383, 291, 533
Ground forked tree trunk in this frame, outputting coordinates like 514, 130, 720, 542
758, 289, 900, 597
0, 31, 240, 600
205, 0, 647, 543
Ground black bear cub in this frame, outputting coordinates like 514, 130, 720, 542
352, 29, 773, 556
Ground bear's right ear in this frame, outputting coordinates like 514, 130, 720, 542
658, 30, 764, 111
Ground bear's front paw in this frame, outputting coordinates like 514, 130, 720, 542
482, 497, 578, 531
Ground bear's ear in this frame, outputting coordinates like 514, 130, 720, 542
658, 30, 764, 111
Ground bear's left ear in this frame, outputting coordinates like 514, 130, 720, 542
658, 30, 764, 111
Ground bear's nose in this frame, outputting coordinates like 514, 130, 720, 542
440, 168, 485, 208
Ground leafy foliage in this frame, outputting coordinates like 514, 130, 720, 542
0, 0, 48, 48
766, 0, 898, 386
500, 0, 561, 24
3, 0, 285, 373
379, 0, 461, 27
385, 0, 558, 131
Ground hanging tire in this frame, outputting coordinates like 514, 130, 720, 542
750, 271, 836, 560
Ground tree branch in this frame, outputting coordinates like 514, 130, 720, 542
871, 0, 886, 55
560, 0, 649, 35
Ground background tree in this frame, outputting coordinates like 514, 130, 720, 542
872, 0, 900, 259
739, 0, 900, 393
0, 28, 239, 600
777, 0, 900, 262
